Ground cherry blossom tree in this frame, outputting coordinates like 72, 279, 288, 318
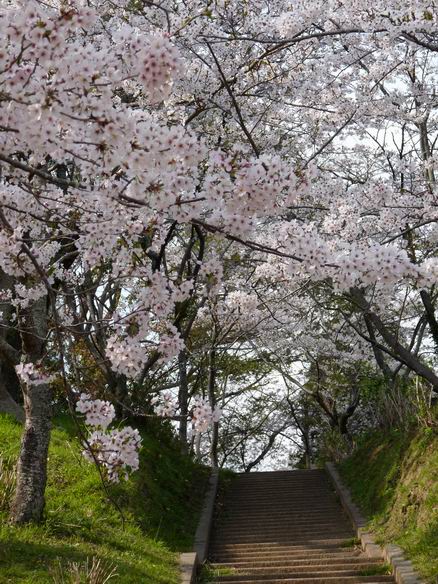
1, 0, 438, 523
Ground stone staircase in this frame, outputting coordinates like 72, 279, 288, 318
207, 469, 394, 584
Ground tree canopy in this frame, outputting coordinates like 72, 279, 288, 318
0, 0, 437, 524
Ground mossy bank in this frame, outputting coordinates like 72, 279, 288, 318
339, 427, 438, 583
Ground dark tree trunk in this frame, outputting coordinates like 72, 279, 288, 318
208, 345, 219, 468
0, 376, 24, 422
338, 415, 349, 436
244, 424, 288, 472
303, 433, 312, 469
0, 268, 23, 417
9, 296, 52, 524
351, 287, 438, 390
1, 359, 23, 405
210, 419, 219, 468
420, 290, 438, 352
110, 374, 127, 419
178, 350, 189, 452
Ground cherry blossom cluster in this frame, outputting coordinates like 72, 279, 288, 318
151, 392, 178, 418
151, 392, 222, 434
76, 393, 116, 430
135, 34, 182, 103
191, 397, 222, 434
83, 427, 142, 484
15, 362, 53, 386
76, 394, 141, 483
277, 0, 437, 37
203, 153, 300, 237
106, 319, 185, 378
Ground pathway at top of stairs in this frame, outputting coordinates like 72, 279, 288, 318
207, 469, 395, 584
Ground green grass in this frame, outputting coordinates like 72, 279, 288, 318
339, 427, 438, 583
0, 413, 209, 583
198, 563, 236, 583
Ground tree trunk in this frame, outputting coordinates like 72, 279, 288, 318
9, 296, 51, 524
244, 424, 288, 472
419, 290, 438, 352
194, 432, 202, 462
110, 374, 127, 419
178, 350, 189, 452
9, 380, 52, 523
0, 376, 24, 422
0, 268, 23, 418
303, 432, 312, 469
351, 287, 438, 390
208, 346, 219, 468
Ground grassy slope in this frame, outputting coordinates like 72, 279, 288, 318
0, 414, 209, 583
339, 428, 438, 583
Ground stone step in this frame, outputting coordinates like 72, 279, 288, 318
229, 486, 333, 490
210, 548, 362, 561
222, 506, 343, 515
210, 554, 361, 563
211, 578, 393, 584
215, 523, 349, 531
229, 485, 332, 490
217, 518, 351, 533
227, 492, 335, 498
229, 487, 333, 493
221, 505, 345, 522
215, 523, 354, 539
211, 558, 380, 569
210, 540, 357, 554
210, 550, 362, 562
207, 469, 393, 584
210, 562, 386, 576
224, 503, 339, 510
220, 508, 345, 516
226, 499, 337, 506
214, 523, 352, 534
211, 539, 351, 553
226, 496, 337, 500
234, 470, 326, 476
217, 513, 349, 522
213, 524, 353, 534
230, 484, 333, 488
212, 533, 351, 549
227, 501, 337, 507
226, 499, 337, 505
211, 536, 355, 544
216, 518, 351, 527
211, 536, 354, 544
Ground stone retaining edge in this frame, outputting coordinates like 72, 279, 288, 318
180, 468, 220, 583
325, 462, 424, 584
180, 552, 198, 584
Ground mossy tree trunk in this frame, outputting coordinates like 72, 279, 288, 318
10, 296, 52, 525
